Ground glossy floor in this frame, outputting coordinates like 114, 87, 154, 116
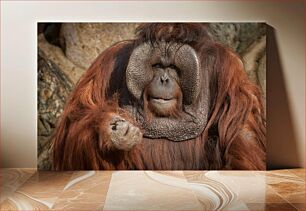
0, 169, 304, 210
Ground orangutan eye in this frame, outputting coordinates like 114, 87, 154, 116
169, 64, 181, 77
169, 64, 176, 69
152, 63, 163, 68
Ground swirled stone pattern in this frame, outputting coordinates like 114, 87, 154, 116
0, 169, 304, 210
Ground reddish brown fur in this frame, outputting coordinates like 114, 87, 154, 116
52, 23, 266, 170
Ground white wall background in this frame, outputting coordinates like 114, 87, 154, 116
1, 1, 305, 168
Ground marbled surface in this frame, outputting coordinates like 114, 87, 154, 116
0, 169, 304, 210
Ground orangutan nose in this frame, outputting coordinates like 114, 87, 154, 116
160, 74, 169, 84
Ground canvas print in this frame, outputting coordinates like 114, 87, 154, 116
38, 23, 266, 170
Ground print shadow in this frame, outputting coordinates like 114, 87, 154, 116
266, 25, 300, 169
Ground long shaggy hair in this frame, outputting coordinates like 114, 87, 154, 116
52, 23, 266, 170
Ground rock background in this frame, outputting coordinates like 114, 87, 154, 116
37, 23, 266, 170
